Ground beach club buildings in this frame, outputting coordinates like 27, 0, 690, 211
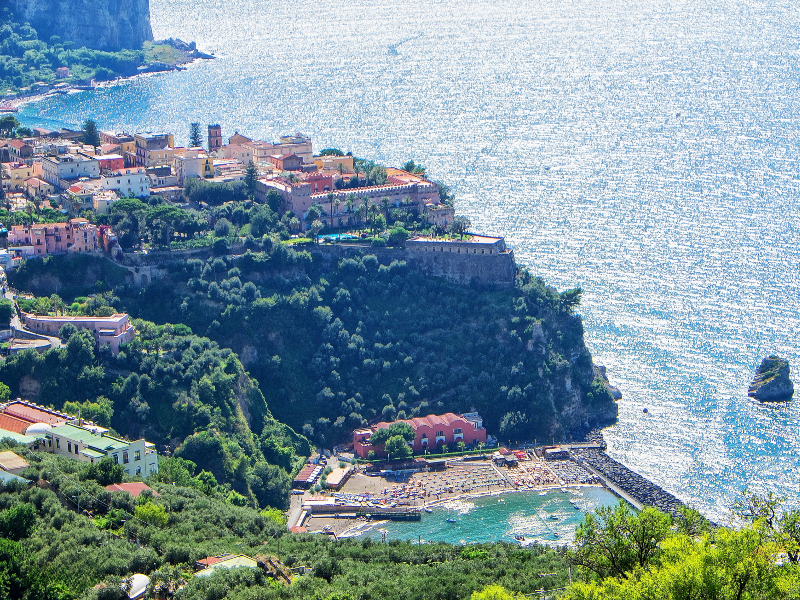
353, 412, 487, 458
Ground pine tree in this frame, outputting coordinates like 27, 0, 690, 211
81, 119, 100, 147
245, 161, 258, 199
189, 122, 202, 148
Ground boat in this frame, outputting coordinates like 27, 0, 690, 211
548, 515, 559, 521
424, 507, 433, 513
497, 498, 505, 503
538, 491, 547, 496
446, 517, 457, 523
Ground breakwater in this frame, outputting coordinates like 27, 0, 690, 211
572, 448, 685, 517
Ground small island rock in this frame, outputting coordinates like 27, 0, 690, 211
748, 356, 794, 402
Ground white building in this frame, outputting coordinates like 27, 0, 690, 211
44, 423, 158, 476
42, 154, 100, 188
174, 148, 214, 184
101, 167, 150, 198
93, 190, 119, 214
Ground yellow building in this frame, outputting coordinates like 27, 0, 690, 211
2, 162, 34, 191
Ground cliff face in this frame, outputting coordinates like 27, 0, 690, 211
9, 0, 153, 51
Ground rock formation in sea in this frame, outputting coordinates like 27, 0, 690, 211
8, 0, 153, 51
748, 356, 794, 401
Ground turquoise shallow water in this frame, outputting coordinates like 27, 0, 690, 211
361, 488, 619, 546
17, 0, 800, 523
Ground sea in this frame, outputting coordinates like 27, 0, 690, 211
16, 0, 800, 527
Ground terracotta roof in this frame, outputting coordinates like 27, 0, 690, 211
9, 140, 28, 149
0, 414, 33, 435
374, 413, 466, 431
197, 554, 230, 567
104, 482, 158, 498
4, 401, 70, 425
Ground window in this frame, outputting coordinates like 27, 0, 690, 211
113, 454, 118, 464
56, 438, 59, 449
454, 428, 462, 435
136, 466, 141, 476
67, 442, 71, 452
75, 445, 79, 455
436, 431, 444, 437
123, 451, 129, 464
134, 450, 141, 461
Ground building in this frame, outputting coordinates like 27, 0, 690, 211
20, 312, 135, 354
97, 154, 125, 172
99, 132, 136, 154
174, 148, 215, 183
24, 177, 56, 200
2, 162, 34, 191
7, 219, 98, 257
324, 465, 353, 489
195, 555, 258, 577
353, 412, 487, 458
216, 144, 252, 162
134, 133, 175, 167
55, 67, 69, 78
268, 153, 303, 172
208, 124, 222, 153
9, 140, 34, 165
41, 153, 100, 188
257, 168, 441, 231
0, 451, 29, 475
241, 133, 313, 165
44, 423, 157, 476
93, 190, 119, 214
312, 154, 354, 173
101, 167, 150, 197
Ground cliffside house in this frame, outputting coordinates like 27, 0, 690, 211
20, 312, 135, 354
7, 218, 98, 257
44, 423, 158, 476
353, 412, 487, 458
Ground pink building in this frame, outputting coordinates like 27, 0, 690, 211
353, 412, 487, 458
20, 313, 135, 354
7, 219, 98, 257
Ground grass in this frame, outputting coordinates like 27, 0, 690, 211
142, 42, 187, 66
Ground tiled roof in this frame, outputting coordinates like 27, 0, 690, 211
5, 401, 70, 425
0, 414, 34, 435
374, 413, 467, 432
105, 482, 158, 498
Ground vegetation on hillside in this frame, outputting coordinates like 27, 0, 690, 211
0, 324, 308, 510
10, 248, 616, 448
0, 7, 190, 92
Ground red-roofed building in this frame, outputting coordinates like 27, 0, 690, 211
104, 482, 158, 498
353, 412, 486, 458
195, 554, 232, 570
267, 154, 303, 172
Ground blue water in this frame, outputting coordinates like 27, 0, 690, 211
362, 488, 618, 545
17, 0, 800, 523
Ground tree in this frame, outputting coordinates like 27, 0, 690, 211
0, 504, 36, 541
0, 299, 12, 325
569, 501, 672, 580
84, 456, 124, 486
189, 122, 202, 148
319, 148, 345, 156
309, 219, 323, 243
0, 115, 19, 136
471, 586, 525, 600
370, 422, 414, 446
448, 215, 471, 239
244, 161, 258, 199
560, 287, 583, 314
135, 503, 169, 528
384, 435, 412, 460
82, 119, 100, 148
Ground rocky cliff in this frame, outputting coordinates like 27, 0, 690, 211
8, 0, 153, 51
748, 356, 794, 402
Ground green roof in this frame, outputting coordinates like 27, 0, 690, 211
195, 555, 258, 577
81, 448, 105, 459
48, 424, 128, 450
0, 432, 38, 445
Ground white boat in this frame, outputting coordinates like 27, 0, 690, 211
424, 507, 433, 513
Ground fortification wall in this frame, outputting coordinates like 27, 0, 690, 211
406, 249, 515, 287
311, 242, 516, 287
